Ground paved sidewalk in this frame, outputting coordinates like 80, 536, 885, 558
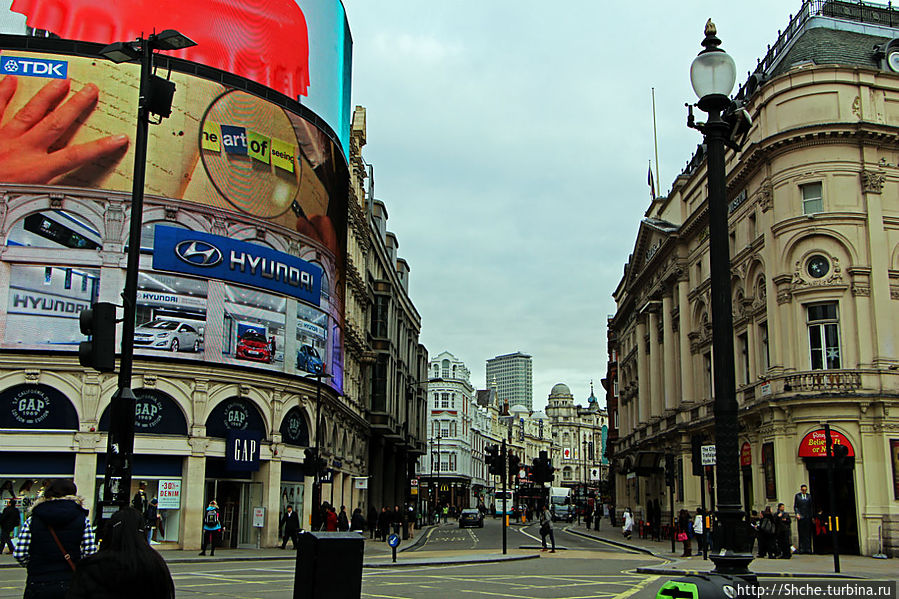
562, 522, 897, 580
0, 522, 537, 570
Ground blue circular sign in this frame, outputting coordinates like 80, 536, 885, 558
387, 534, 400, 548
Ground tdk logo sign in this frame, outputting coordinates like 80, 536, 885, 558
0, 56, 68, 79
175, 240, 224, 267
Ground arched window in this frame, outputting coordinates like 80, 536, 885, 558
7, 210, 101, 249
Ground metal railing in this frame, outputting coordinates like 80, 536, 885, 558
782, 370, 862, 392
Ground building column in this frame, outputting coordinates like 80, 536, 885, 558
636, 318, 648, 425
74, 451, 97, 517
259, 459, 280, 547
677, 278, 695, 405
303, 475, 314, 528
181, 455, 206, 550
648, 311, 663, 419
662, 293, 677, 412
861, 169, 896, 366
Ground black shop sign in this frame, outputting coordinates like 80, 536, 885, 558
226, 430, 261, 472
0, 384, 78, 430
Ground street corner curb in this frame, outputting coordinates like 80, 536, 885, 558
635, 566, 866, 580
564, 528, 658, 557
397, 526, 435, 553
363, 554, 540, 569
164, 555, 291, 565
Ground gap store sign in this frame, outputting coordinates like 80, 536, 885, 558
152, 226, 321, 305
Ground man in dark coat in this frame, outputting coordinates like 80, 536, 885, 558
280, 505, 300, 549
793, 484, 813, 554
1, 498, 19, 554
367, 506, 378, 539
774, 503, 792, 559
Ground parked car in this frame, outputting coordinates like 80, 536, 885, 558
236, 330, 272, 363
459, 508, 484, 528
134, 319, 201, 353
296, 344, 323, 373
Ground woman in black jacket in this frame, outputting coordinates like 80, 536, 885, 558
67, 507, 174, 599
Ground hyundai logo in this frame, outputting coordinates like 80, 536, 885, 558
175, 240, 223, 267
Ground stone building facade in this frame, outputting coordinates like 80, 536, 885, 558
609, 4, 899, 556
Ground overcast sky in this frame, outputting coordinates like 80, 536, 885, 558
342, 0, 797, 410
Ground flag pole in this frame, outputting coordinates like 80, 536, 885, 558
652, 87, 661, 196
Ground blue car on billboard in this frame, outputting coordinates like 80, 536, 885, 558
296, 344, 323, 374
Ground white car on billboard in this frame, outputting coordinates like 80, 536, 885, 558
133, 319, 202, 353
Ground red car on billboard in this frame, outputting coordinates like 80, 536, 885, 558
236, 330, 272, 363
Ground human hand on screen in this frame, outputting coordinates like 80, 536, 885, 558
0, 76, 129, 184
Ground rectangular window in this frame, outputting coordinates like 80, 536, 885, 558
371, 354, 388, 412
738, 332, 750, 385
441, 393, 450, 409
748, 213, 757, 241
371, 295, 389, 338
801, 182, 823, 215
807, 302, 841, 370
704, 352, 713, 399
759, 323, 769, 373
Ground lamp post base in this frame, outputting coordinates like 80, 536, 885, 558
710, 552, 756, 580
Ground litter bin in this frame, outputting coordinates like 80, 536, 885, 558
294, 531, 364, 599
656, 574, 757, 599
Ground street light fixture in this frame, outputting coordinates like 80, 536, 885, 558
96, 29, 196, 521
687, 19, 754, 576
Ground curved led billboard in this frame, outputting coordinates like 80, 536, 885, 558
0, 8, 349, 391
3, 0, 352, 158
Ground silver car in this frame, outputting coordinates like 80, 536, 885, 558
133, 319, 201, 353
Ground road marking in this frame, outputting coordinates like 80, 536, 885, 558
467, 528, 479, 543
611, 575, 659, 599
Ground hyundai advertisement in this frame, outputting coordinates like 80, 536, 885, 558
0, 2, 349, 390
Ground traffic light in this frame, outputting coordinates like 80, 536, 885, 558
832, 443, 850, 468
532, 450, 555, 485
78, 302, 116, 372
665, 453, 676, 487
304, 447, 327, 477
508, 453, 520, 474
486, 444, 502, 476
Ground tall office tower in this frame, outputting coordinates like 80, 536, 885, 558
486, 352, 533, 411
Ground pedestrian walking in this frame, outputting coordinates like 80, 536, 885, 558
758, 506, 777, 558
280, 505, 299, 550
538, 505, 555, 552
350, 508, 365, 532
377, 507, 389, 540
13, 478, 97, 599
367, 506, 378, 539
131, 481, 148, 515
1, 498, 19, 554
774, 503, 792, 559
324, 505, 338, 531
692, 508, 705, 555
391, 505, 402, 535
144, 498, 160, 544
199, 500, 222, 556
584, 503, 593, 530
67, 507, 174, 599
677, 509, 693, 557
337, 506, 349, 532
441, 504, 448, 524
621, 507, 634, 540
793, 484, 813, 554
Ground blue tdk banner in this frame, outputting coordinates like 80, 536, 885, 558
0, 56, 68, 79
152, 225, 321, 306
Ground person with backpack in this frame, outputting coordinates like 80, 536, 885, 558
337, 506, 349, 532
199, 500, 222, 556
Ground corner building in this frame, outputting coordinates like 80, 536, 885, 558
610, 2, 899, 557
0, 3, 425, 549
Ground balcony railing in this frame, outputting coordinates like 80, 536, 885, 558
782, 370, 862, 392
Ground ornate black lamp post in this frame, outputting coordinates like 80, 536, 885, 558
687, 19, 754, 576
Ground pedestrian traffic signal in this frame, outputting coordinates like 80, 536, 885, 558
78, 302, 117, 372
508, 453, 520, 474
665, 453, 675, 487
832, 443, 850, 468
532, 451, 555, 485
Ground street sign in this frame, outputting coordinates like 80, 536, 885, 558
590, 467, 600, 481
701, 445, 716, 466
387, 534, 400, 548
252, 507, 265, 528
353, 476, 368, 490
410, 479, 418, 487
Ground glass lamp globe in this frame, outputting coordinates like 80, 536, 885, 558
690, 49, 736, 100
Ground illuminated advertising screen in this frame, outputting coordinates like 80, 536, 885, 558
1, 0, 352, 157
0, 36, 347, 389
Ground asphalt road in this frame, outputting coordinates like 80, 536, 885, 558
0, 520, 672, 599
